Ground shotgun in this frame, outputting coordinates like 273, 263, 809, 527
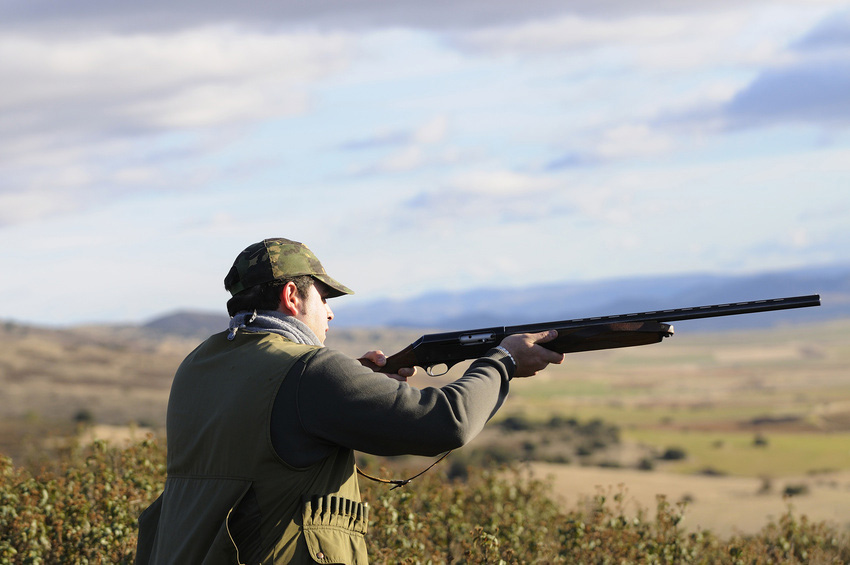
361, 294, 821, 376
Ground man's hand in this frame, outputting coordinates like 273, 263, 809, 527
359, 350, 417, 382
499, 330, 565, 378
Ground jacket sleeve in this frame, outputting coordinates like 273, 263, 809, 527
293, 347, 513, 458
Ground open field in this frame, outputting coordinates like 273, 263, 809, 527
0, 322, 428, 462
623, 429, 850, 476
501, 320, 850, 462
530, 463, 850, 537
1, 317, 849, 536
494, 319, 850, 535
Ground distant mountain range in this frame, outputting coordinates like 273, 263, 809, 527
143, 263, 850, 338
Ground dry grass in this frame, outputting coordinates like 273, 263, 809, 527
531, 463, 850, 537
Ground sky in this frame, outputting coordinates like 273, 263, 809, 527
1, 0, 849, 327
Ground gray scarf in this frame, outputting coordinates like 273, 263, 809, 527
227, 310, 323, 346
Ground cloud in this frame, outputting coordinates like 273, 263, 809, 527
721, 9, 850, 126
4, 0, 569, 32
455, 13, 704, 54
338, 130, 411, 151
0, 0, 773, 34
343, 116, 454, 175
793, 9, 850, 51
403, 169, 568, 222
0, 26, 355, 225
376, 146, 426, 173
726, 9, 850, 126
450, 6, 846, 166
448, 169, 554, 196
545, 153, 598, 171
724, 59, 850, 126
413, 116, 449, 144
651, 8, 850, 133
0, 189, 86, 226
0, 28, 352, 143
447, 8, 797, 73
547, 124, 674, 167
339, 116, 448, 151
744, 224, 850, 268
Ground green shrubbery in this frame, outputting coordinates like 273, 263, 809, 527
0, 439, 166, 564
1, 439, 849, 563
445, 415, 622, 477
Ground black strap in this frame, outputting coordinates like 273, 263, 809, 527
356, 451, 452, 490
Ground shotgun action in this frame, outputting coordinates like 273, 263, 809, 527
362, 294, 821, 376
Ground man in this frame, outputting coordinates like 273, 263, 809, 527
135, 238, 563, 564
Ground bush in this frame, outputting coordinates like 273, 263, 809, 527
637, 457, 655, 471
0, 438, 166, 564
73, 408, 95, 424
489, 415, 619, 463
660, 446, 688, 461
697, 467, 728, 477
783, 483, 810, 497
1, 440, 849, 563
499, 415, 534, 431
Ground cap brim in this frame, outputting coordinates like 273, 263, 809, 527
313, 274, 354, 298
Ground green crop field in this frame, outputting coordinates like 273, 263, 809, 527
623, 429, 850, 477
497, 319, 850, 478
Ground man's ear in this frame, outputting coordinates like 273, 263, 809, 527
278, 281, 301, 316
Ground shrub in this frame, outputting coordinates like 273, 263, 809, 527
637, 457, 655, 471
697, 467, 728, 477
0, 438, 166, 564
1, 440, 849, 563
659, 446, 688, 461
783, 483, 810, 497
499, 415, 533, 432
73, 409, 95, 424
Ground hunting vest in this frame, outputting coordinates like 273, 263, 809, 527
135, 331, 369, 564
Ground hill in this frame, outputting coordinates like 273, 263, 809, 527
139, 263, 850, 337
0, 320, 424, 461
142, 310, 230, 339
330, 263, 849, 330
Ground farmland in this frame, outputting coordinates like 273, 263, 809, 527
1, 317, 849, 538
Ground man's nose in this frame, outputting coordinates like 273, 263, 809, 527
326, 303, 334, 320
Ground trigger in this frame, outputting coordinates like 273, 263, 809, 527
426, 363, 450, 377
426, 359, 461, 377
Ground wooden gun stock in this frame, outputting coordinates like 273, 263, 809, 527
359, 344, 418, 374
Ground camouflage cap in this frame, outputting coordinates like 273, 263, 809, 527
224, 238, 354, 298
